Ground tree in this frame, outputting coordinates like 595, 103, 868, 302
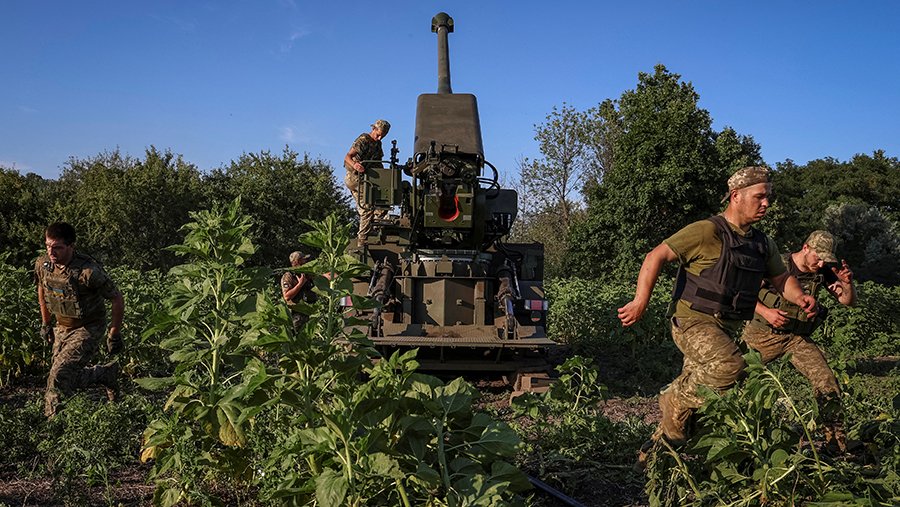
515, 104, 593, 277
770, 152, 900, 251
823, 203, 900, 285
50, 147, 206, 270
0, 167, 53, 266
518, 103, 591, 230
204, 147, 351, 266
567, 65, 756, 280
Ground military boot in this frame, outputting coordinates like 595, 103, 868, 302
99, 360, 120, 402
658, 389, 692, 446
635, 390, 693, 472
822, 422, 856, 455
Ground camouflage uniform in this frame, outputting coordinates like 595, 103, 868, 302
656, 216, 785, 444
35, 253, 120, 417
344, 131, 387, 245
741, 233, 844, 428
281, 271, 314, 328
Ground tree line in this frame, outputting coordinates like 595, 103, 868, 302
0, 147, 352, 270
514, 64, 900, 285
2, 63, 897, 285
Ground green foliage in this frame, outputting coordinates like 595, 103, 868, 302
0, 167, 52, 266
823, 202, 900, 285
566, 65, 760, 280
106, 266, 172, 378
51, 147, 206, 270
135, 200, 529, 506
203, 147, 352, 267
771, 152, 900, 254
545, 276, 679, 394
0, 393, 157, 506
511, 356, 649, 501
0, 252, 45, 386
644, 352, 900, 506
817, 281, 900, 359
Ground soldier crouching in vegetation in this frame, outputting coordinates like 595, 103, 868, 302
344, 119, 390, 248
36, 222, 124, 417
741, 230, 857, 452
617, 166, 817, 470
281, 250, 314, 329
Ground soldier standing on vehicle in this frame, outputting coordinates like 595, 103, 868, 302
281, 250, 313, 328
617, 166, 817, 469
344, 119, 390, 248
36, 222, 124, 417
741, 230, 856, 452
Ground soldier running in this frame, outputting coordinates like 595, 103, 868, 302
741, 230, 856, 452
36, 222, 124, 417
617, 166, 817, 469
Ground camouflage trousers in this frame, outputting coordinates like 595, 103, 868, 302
345, 171, 386, 246
45, 323, 115, 417
740, 324, 841, 421
657, 317, 746, 443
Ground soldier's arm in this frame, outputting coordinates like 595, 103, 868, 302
109, 292, 124, 336
618, 243, 677, 327
344, 147, 364, 173
37, 284, 52, 325
282, 276, 305, 303
827, 260, 857, 306
770, 272, 816, 318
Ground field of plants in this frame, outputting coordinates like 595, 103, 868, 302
1, 202, 899, 506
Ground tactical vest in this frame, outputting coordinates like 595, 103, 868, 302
754, 253, 824, 335
674, 215, 769, 321
39, 253, 104, 326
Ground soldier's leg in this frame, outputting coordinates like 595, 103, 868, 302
666, 318, 745, 441
358, 204, 374, 245
740, 324, 790, 364
44, 326, 99, 417
783, 334, 845, 450
637, 317, 744, 470
345, 172, 368, 246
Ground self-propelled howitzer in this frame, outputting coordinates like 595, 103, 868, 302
346, 12, 556, 379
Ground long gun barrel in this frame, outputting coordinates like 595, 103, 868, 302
432, 12, 453, 94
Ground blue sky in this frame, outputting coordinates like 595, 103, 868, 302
2, 1, 898, 183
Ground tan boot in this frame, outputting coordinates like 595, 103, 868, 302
822, 422, 847, 455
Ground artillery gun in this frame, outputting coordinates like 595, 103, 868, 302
346, 12, 556, 387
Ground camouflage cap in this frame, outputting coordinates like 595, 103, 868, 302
805, 230, 838, 263
289, 251, 311, 264
722, 166, 772, 202
371, 119, 391, 134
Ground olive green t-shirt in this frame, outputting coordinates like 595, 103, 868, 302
663, 216, 785, 334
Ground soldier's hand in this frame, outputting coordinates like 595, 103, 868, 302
107, 330, 124, 355
40, 323, 54, 345
617, 300, 646, 327
763, 307, 789, 328
798, 295, 817, 319
832, 259, 853, 284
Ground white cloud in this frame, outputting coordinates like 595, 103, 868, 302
18, 105, 38, 114
280, 27, 311, 53
279, 126, 296, 142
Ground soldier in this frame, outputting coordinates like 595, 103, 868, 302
741, 230, 856, 452
281, 250, 313, 328
617, 166, 817, 469
36, 222, 124, 417
344, 119, 390, 248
